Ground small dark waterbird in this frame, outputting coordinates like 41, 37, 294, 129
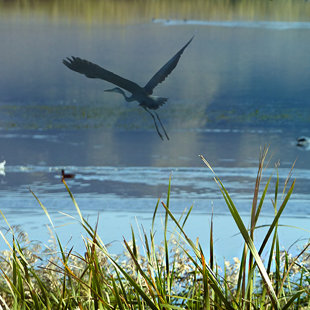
61, 169, 75, 181
296, 136, 310, 150
63, 37, 193, 140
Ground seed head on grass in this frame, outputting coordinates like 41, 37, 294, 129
0, 149, 308, 309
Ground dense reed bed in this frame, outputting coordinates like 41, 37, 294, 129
0, 148, 309, 309
1, 0, 310, 24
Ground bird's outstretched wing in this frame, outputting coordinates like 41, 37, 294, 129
63, 57, 142, 94
143, 36, 194, 95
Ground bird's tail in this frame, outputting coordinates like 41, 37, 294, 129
158, 97, 168, 105
148, 96, 168, 109
155, 97, 168, 108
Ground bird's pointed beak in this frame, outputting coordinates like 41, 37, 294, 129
104, 88, 114, 92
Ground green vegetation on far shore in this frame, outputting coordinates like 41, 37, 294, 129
1, 0, 310, 24
0, 148, 309, 309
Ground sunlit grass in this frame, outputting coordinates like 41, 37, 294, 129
0, 148, 309, 309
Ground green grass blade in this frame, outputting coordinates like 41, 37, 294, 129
258, 180, 295, 257
254, 175, 272, 224
62, 179, 84, 224
161, 202, 236, 310
282, 291, 304, 310
209, 210, 214, 271
200, 154, 280, 309
30, 189, 54, 229
109, 256, 159, 310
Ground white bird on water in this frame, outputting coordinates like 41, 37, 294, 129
0, 160, 6, 176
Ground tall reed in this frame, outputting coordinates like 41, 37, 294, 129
0, 149, 309, 309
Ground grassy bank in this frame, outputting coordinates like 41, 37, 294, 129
0, 148, 309, 309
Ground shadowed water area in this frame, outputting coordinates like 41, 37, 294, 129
0, 0, 309, 258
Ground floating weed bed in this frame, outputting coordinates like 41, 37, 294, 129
0, 148, 309, 309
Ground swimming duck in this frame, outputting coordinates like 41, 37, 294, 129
61, 169, 75, 181
297, 136, 310, 147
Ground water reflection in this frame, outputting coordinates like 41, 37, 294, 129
1, 18, 310, 131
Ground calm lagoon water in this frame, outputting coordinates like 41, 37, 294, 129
0, 1, 309, 259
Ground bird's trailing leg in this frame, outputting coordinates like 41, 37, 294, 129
154, 111, 169, 140
143, 107, 164, 140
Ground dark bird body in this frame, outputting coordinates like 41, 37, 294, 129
61, 169, 75, 181
63, 37, 193, 140
297, 136, 310, 147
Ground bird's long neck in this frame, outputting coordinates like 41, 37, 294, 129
115, 88, 132, 101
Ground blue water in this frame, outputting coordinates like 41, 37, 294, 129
0, 128, 308, 217
0, 17, 309, 258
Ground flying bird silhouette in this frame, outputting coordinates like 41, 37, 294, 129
63, 37, 193, 140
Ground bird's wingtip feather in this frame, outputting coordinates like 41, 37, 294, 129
63, 56, 81, 67
186, 36, 194, 46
